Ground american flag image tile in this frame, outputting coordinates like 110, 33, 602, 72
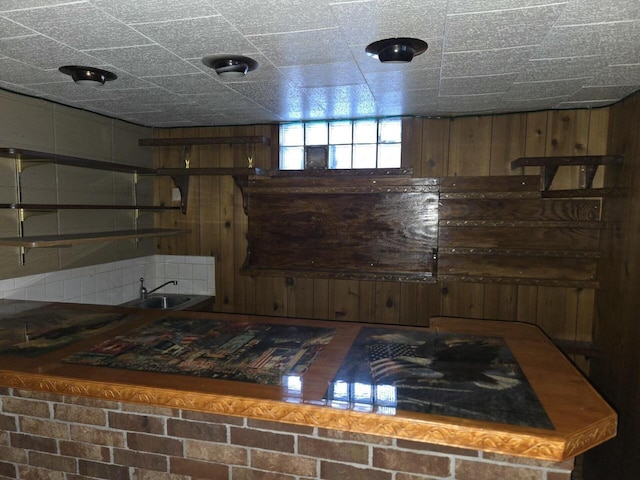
368, 343, 417, 383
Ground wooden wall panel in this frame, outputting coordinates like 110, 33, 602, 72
152, 108, 611, 373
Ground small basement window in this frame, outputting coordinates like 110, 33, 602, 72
279, 118, 402, 170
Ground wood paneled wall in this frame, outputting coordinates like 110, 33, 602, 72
152, 110, 610, 370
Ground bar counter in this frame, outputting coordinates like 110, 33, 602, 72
0, 300, 616, 467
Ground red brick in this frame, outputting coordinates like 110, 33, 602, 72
185, 440, 247, 465
455, 459, 543, 480
63, 395, 119, 410
28, 451, 76, 473
110, 411, 165, 434
232, 466, 297, 480
132, 469, 191, 480
321, 461, 392, 480
17, 465, 65, 480
0, 445, 28, 463
181, 410, 244, 425
123, 402, 178, 417
547, 472, 572, 480
0, 414, 17, 431
170, 457, 229, 479
0, 430, 8, 446
54, 403, 106, 426
114, 448, 168, 471
79, 460, 129, 479
128, 432, 183, 456
60, 440, 110, 462
167, 418, 226, 441
247, 418, 314, 435
373, 448, 450, 476
396, 438, 479, 457
2, 397, 51, 418
251, 449, 317, 476
14, 389, 60, 402
10, 433, 57, 453
318, 428, 393, 445
483, 452, 573, 470
0, 461, 16, 478
230, 426, 294, 453
69, 424, 125, 447
20, 417, 69, 440
396, 474, 444, 480
298, 436, 369, 464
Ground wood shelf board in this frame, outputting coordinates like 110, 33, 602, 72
0, 203, 180, 211
268, 167, 413, 178
153, 167, 270, 177
0, 147, 156, 174
240, 266, 437, 283
511, 155, 624, 170
0, 228, 186, 248
138, 136, 271, 147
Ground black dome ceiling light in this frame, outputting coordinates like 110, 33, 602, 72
58, 65, 117, 85
202, 54, 259, 79
365, 37, 428, 63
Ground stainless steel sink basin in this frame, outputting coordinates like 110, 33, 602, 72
120, 293, 211, 310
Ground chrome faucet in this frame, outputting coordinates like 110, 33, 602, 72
139, 277, 177, 299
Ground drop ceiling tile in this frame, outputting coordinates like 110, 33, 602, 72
144, 73, 227, 95
440, 73, 518, 96
279, 62, 366, 88
73, 98, 161, 115
555, 99, 619, 109
501, 96, 570, 111
364, 68, 440, 96
0, 34, 101, 70
442, 46, 534, 77
590, 64, 640, 87
516, 56, 609, 83
438, 93, 504, 113
3, 3, 151, 50
445, 4, 564, 52
131, 16, 257, 60
554, 0, 640, 26
0, 57, 57, 84
446, 0, 569, 14
504, 78, 586, 100
330, 0, 447, 45
568, 85, 638, 102
89, 0, 217, 24
87, 45, 200, 77
247, 28, 348, 67
211, 0, 336, 35
19, 81, 122, 102
0, 17, 33, 37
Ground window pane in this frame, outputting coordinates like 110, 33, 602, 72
379, 118, 402, 143
377, 143, 401, 168
280, 124, 304, 146
329, 121, 352, 144
353, 144, 376, 168
353, 119, 377, 144
305, 122, 328, 145
329, 145, 352, 169
280, 146, 304, 170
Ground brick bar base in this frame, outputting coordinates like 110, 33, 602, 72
0, 387, 573, 480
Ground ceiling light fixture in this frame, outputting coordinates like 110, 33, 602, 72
58, 65, 117, 85
365, 37, 428, 63
202, 54, 259, 79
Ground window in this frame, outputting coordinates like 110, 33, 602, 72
279, 118, 402, 170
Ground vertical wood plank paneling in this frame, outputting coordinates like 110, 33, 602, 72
198, 127, 221, 259
516, 285, 538, 324
312, 279, 330, 320
399, 282, 418, 325
416, 283, 443, 326
483, 284, 518, 320
359, 281, 376, 322
447, 117, 492, 176
254, 276, 285, 317
403, 117, 423, 174
586, 108, 610, 188
489, 113, 526, 175
545, 110, 590, 189
441, 282, 485, 318
374, 281, 401, 324
328, 279, 361, 321
419, 118, 450, 177
287, 277, 315, 319
184, 127, 201, 256
536, 286, 578, 340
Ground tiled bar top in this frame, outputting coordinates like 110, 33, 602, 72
0, 300, 616, 462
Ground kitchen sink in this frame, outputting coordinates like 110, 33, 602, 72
120, 293, 212, 311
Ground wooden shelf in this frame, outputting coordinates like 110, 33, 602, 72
138, 136, 271, 147
0, 228, 185, 248
153, 167, 269, 177
0, 203, 180, 211
0, 148, 156, 174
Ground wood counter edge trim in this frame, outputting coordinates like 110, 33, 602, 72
0, 370, 582, 462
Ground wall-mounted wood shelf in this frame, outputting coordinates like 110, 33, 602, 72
0, 228, 185, 248
510, 155, 624, 191
138, 136, 271, 147
0, 203, 180, 211
0, 147, 156, 174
